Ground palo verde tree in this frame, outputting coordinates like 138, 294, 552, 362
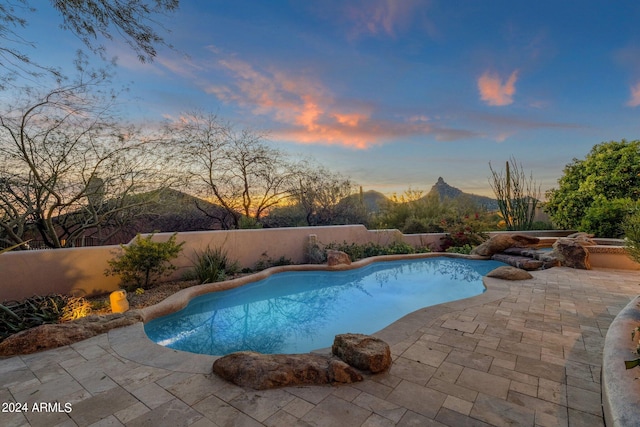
0, 0, 179, 88
168, 112, 297, 229
545, 139, 640, 237
489, 157, 541, 231
0, 55, 176, 248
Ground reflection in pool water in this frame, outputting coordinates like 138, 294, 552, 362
144, 257, 505, 355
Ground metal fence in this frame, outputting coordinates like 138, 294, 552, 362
0, 236, 104, 251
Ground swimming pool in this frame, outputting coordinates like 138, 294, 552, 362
144, 257, 505, 355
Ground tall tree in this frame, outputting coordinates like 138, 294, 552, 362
169, 112, 296, 229
0, 0, 178, 87
545, 140, 640, 236
0, 57, 175, 248
292, 164, 365, 226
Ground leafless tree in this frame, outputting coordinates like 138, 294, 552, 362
0, 58, 176, 248
292, 163, 364, 226
0, 0, 178, 88
168, 112, 296, 229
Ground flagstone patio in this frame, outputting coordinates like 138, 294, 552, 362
1, 266, 639, 427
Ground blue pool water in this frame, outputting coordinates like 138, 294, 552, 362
145, 257, 505, 355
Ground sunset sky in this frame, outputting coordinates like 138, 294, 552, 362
11, 1, 640, 197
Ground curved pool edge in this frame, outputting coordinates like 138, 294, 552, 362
109, 254, 508, 373
140, 252, 490, 323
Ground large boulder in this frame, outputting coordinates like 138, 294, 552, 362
332, 333, 391, 373
486, 266, 533, 280
490, 254, 544, 271
0, 311, 142, 356
470, 234, 540, 257
552, 238, 591, 269
212, 352, 362, 389
327, 250, 352, 266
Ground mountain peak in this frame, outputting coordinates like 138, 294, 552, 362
429, 177, 463, 199
427, 177, 498, 210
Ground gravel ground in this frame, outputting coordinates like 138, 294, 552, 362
87, 280, 200, 314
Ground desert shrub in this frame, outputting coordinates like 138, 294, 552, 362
324, 240, 429, 261
184, 246, 238, 284
105, 233, 184, 291
440, 214, 489, 251
0, 295, 68, 341
253, 252, 294, 271
402, 217, 444, 234
445, 245, 473, 254
530, 221, 555, 230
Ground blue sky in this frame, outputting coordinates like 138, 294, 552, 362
10, 0, 640, 197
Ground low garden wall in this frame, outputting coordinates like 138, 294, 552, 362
0, 225, 441, 301
1, 226, 635, 301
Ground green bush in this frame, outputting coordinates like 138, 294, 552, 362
324, 240, 429, 261
184, 246, 238, 284
530, 221, 555, 230
445, 245, 473, 254
546, 139, 640, 230
253, 252, 294, 271
105, 233, 184, 291
580, 196, 635, 238
623, 208, 640, 264
439, 214, 489, 251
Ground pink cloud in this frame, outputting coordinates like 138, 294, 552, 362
627, 82, 640, 107
205, 55, 477, 148
206, 57, 387, 148
478, 70, 519, 106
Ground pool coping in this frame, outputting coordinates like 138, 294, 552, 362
110, 253, 509, 374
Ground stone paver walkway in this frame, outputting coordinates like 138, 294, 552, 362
1, 267, 639, 427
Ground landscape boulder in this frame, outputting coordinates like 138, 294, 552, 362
212, 352, 362, 389
552, 238, 591, 270
332, 333, 391, 373
470, 234, 540, 257
327, 250, 352, 266
486, 266, 533, 280
569, 233, 597, 246
0, 311, 142, 356
490, 254, 544, 271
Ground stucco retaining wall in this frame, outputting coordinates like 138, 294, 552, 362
0, 225, 443, 301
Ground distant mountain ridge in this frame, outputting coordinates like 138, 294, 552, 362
427, 177, 498, 210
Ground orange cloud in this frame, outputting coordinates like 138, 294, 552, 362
627, 82, 640, 107
478, 70, 519, 106
206, 57, 391, 148
206, 55, 476, 148
333, 112, 367, 127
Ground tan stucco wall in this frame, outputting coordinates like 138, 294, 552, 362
0, 245, 123, 300
4, 226, 630, 302
0, 225, 444, 301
